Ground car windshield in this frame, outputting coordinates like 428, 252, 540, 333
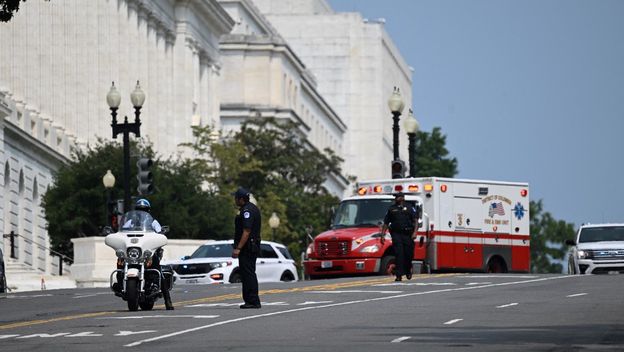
579, 226, 624, 243
190, 244, 233, 258
333, 199, 396, 228
120, 210, 155, 232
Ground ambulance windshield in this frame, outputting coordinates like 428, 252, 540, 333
333, 199, 395, 228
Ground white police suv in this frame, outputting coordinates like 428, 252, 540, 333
165, 240, 298, 284
566, 223, 624, 274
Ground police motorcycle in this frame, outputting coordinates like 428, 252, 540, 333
104, 210, 174, 311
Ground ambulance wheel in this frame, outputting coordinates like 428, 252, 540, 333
379, 256, 396, 276
486, 257, 508, 273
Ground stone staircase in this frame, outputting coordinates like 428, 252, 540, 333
4, 259, 76, 292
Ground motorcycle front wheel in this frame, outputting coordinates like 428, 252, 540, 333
126, 279, 140, 311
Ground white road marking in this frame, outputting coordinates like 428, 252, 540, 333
73, 292, 110, 299
496, 303, 519, 308
391, 336, 411, 343
465, 282, 492, 286
297, 301, 334, 306
186, 303, 241, 307
567, 293, 588, 298
8, 294, 53, 299
17, 333, 70, 339
0, 335, 19, 340
309, 290, 403, 294
99, 315, 219, 319
66, 332, 104, 337
115, 330, 157, 337
444, 319, 463, 325
125, 275, 576, 347
263, 302, 289, 306
375, 282, 455, 287
462, 275, 537, 279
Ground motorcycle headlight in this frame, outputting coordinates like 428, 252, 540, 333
127, 247, 141, 260
359, 244, 380, 253
115, 249, 126, 259
143, 250, 153, 260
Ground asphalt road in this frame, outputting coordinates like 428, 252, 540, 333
1, 274, 623, 351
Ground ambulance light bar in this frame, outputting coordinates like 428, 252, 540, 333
356, 182, 424, 196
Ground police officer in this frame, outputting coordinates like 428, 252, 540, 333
231, 187, 262, 309
380, 192, 418, 281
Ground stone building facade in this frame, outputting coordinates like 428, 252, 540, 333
0, 0, 234, 275
250, 0, 414, 181
218, 0, 349, 194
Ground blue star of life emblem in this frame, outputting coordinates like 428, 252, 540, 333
513, 202, 526, 220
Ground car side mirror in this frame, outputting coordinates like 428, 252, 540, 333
565, 239, 576, 246
102, 226, 113, 236
182, 255, 191, 260
161, 226, 170, 235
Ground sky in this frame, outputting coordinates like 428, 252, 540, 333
328, 0, 624, 228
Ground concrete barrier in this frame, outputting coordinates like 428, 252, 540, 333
70, 237, 206, 288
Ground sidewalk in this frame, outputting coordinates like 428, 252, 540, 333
5, 273, 77, 293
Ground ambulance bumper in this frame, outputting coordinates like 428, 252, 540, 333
304, 258, 380, 276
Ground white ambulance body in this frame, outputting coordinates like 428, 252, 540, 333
356, 177, 531, 273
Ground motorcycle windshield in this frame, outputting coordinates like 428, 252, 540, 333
120, 210, 155, 232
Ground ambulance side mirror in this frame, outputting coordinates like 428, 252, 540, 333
419, 236, 425, 247
329, 206, 336, 224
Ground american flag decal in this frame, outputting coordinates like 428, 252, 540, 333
489, 202, 505, 217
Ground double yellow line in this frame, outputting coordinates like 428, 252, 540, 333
0, 274, 455, 330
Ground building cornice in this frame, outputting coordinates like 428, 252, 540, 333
3, 119, 70, 169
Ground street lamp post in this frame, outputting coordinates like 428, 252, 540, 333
102, 169, 116, 227
387, 87, 406, 161
403, 109, 420, 177
269, 212, 280, 242
106, 81, 145, 212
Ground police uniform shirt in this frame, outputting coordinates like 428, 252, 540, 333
234, 202, 262, 251
384, 204, 417, 234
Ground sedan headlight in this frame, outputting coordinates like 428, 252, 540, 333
359, 244, 380, 253
210, 261, 232, 270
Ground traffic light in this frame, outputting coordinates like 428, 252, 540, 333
136, 158, 154, 195
391, 159, 406, 179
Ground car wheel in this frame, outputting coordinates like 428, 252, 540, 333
229, 271, 242, 283
280, 271, 295, 282
567, 256, 577, 275
486, 257, 508, 273
379, 255, 396, 276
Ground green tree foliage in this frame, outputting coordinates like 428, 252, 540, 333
0, 0, 49, 23
412, 127, 458, 177
529, 200, 576, 273
0, 0, 23, 22
183, 118, 344, 257
42, 140, 228, 256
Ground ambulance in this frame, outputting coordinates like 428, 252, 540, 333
303, 177, 530, 278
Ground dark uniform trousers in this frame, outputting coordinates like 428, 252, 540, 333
239, 249, 260, 306
391, 232, 415, 277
